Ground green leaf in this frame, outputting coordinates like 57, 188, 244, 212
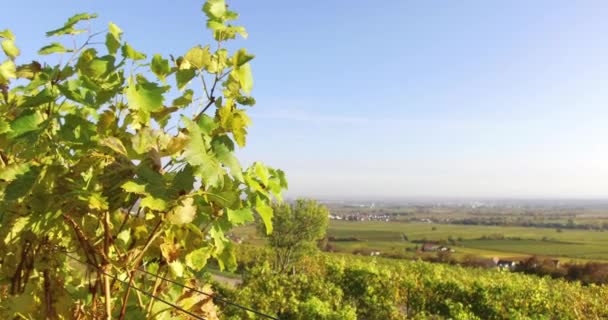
121, 181, 147, 194
182, 117, 223, 187
38, 42, 69, 55
9, 112, 43, 138
140, 196, 167, 211
184, 46, 211, 70
232, 48, 254, 67
203, 0, 227, 19
172, 89, 193, 107
151, 54, 170, 81
4, 167, 39, 201
169, 260, 184, 278
255, 198, 273, 234
216, 242, 237, 271
276, 169, 288, 189
105, 33, 120, 55
235, 96, 256, 106
80, 56, 115, 79
227, 208, 253, 225
231, 110, 251, 147
87, 192, 109, 210
100, 137, 128, 156
121, 43, 146, 60
15, 61, 42, 80
65, 13, 98, 26
0, 60, 16, 84
169, 197, 196, 225
213, 138, 243, 182
105, 22, 122, 55
253, 162, 269, 186
117, 229, 131, 247
125, 77, 166, 114
108, 22, 122, 39
186, 248, 211, 271
0, 117, 10, 135
2, 39, 19, 59
131, 128, 155, 154
235, 63, 253, 94
175, 69, 195, 90
0, 29, 15, 41
0, 163, 30, 181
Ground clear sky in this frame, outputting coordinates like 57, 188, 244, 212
5, 1, 608, 199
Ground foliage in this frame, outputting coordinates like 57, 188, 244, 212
223, 250, 608, 319
258, 199, 329, 273
0, 1, 286, 319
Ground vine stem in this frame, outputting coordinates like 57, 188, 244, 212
118, 219, 164, 320
103, 211, 113, 320
104, 265, 112, 320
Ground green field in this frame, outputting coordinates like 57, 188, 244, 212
325, 221, 608, 261
234, 220, 608, 261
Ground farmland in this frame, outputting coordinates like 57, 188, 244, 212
328, 220, 608, 261
234, 219, 608, 262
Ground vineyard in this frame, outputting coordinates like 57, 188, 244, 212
220, 247, 608, 319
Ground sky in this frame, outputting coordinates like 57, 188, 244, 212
4, 1, 608, 199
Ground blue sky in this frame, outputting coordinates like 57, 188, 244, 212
5, 1, 608, 199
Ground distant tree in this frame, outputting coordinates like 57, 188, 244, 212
259, 199, 329, 273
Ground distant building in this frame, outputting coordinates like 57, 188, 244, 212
422, 243, 438, 252
493, 257, 518, 270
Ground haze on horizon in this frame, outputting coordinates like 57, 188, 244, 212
6, 1, 608, 199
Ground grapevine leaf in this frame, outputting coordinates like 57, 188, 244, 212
140, 196, 167, 211
185, 247, 211, 271
227, 208, 253, 225
105, 22, 122, 55
0, 163, 30, 181
38, 42, 69, 55
125, 77, 166, 114
0, 117, 9, 134
109, 22, 123, 39
232, 48, 254, 67
2, 39, 20, 59
121, 181, 147, 194
87, 192, 109, 210
182, 117, 223, 187
0, 29, 15, 40
184, 46, 211, 70
169, 260, 184, 278
4, 167, 40, 201
235, 63, 253, 94
216, 243, 237, 271
65, 13, 98, 26
255, 198, 273, 234
100, 137, 128, 156
117, 229, 131, 247
172, 89, 193, 107
212, 137, 243, 182
121, 43, 146, 60
9, 112, 43, 138
175, 69, 195, 90
203, 0, 227, 19
168, 197, 196, 225
253, 162, 269, 186
106, 33, 120, 55
197, 114, 218, 135
0, 59, 16, 84
151, 54, 170, 81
